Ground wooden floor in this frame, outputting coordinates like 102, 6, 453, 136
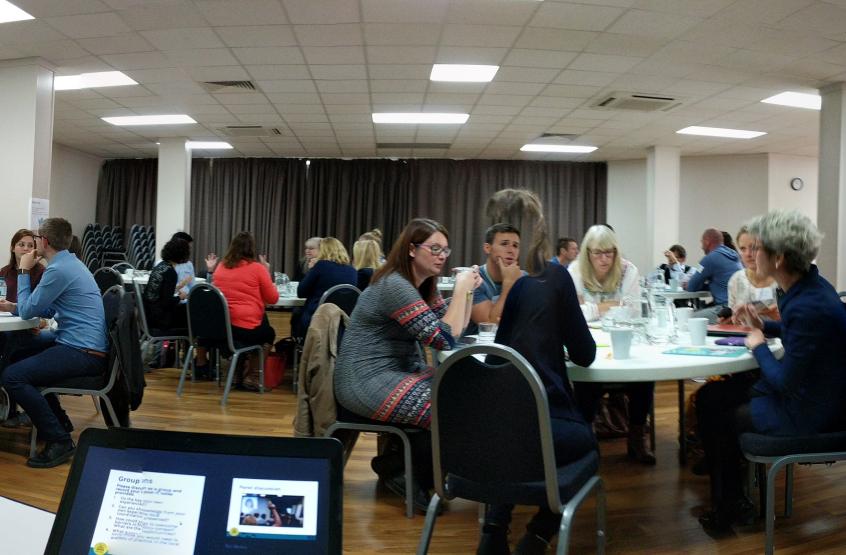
1, 331, 845, 553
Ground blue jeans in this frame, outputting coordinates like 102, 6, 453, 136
2, 344, 106, 442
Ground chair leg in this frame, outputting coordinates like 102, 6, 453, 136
176, 345, 195, 396
764, 460, 786, 555
100, 396, 121, 428
415, 493, 442, 555
91, 395, 101, 414
257, 346, 265, 394
221, 354, 240, 406
784, 463, 794, 517
556, 476, 605, 555
29, 426, 38, 459
397, 431, 415, 519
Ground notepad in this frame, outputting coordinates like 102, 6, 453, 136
663, 346, 747, 358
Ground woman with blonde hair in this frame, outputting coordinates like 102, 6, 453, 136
352, 238, 382, 291
292, 237, 357, 338
568, 225, 656, 465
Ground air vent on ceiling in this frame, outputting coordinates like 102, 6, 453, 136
592, 92, 682, 112
201, 80, 257, 93
377, 143, 452, 149
218, 126, 283, 138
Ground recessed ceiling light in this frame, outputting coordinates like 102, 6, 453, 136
187, 141, 232, 149
520, 144, 597, 153
761, 91, 821, 110
103, 115, 197, 126
54, 71, 137, 91
430, 64, 499, 83
676, 126, 766, 139
0, 1, 34, 24
372, 113, 469, 124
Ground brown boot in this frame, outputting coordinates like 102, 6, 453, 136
241, 354, 265, 392
627, 424, 656, 465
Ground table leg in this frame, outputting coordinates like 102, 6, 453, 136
678, 379, 686, 465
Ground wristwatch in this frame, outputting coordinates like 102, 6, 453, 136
18, 268, 29, 275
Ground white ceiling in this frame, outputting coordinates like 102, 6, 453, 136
2, 0, 842, 161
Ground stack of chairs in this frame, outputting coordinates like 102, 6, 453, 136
81, 224, 128, 272
127, 225, 155, 270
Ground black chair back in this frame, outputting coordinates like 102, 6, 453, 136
319, 284, 361, 317
102, 285, 124, 330
433, 344, 561, 509
185, 283, 232, 349
93, 266, 123, 294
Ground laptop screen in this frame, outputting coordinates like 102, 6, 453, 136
47, 429, 342, 555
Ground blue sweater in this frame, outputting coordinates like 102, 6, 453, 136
750, 265, 846, 435
295, 260, 357, 337
687, 245, 741, 305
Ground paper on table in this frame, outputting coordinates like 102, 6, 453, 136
663, 346, 746, 358
0, 312, 13, 317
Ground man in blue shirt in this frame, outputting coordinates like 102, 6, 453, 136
2, 218, 108, 468
469, 224, 526, 334
686, 227, 742, 323
549, 237, 579, 267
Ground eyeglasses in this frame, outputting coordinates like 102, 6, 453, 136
589, 248, 616, 259
415, 243, 451, 257
32, 235, 43, 240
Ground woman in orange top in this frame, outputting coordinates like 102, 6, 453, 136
212, 232, 279, 390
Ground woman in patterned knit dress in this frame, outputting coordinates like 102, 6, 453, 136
334, 218, 481, 508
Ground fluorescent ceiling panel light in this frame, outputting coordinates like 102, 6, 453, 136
0, 1, 34, 24
520, 144, 597, 153
676, 126, 766, 139
103, 115, 197, 126
188, 141, 232, 149
430, 64, 499, 83
54, 71, 137, 91
372, 113, 469, 124
761, 91, 821, 110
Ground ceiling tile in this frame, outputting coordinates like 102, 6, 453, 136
118, 3, 207, 31
232, 47, 305, 65
370, 79, 427, 93
501, 49, 577, 69
293, 24, 363, 47
367, 64, 430, 80
246, 65, 311, 80
0, 20, 68, 44
529, 3, 624, 31
361, 0, 448, 23
605, 9, 702, 39
441, 24, 522, 48
366, 46, 436, 65
584, 32, 667, 57
554, 70, 617, 87
165, 48, 239, 67
569, 53, 643, 73
316, 80, 368, 93
445, 0, 537, 26
45, 12, 131, 38
283, 0, 359, 24
485, 82, 545, 96
185, 65, 251, 82
435, 46, 507, 65
302, 46, 365, 65
513, 27, 596, 51
76, 33, 154, 55
257, 80, 317, 93
364, 23, 440, 46
215, 25, 296, 47
195, 0, 288, 26
309, 64, 367, 80
123, 67, 189, 83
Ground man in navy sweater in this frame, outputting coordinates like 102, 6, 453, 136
686, 228, 742, 323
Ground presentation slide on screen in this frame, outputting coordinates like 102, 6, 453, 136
226, 478, 319, 540
88, 469, 206, 555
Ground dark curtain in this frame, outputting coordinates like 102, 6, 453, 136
304, 159, 412, 259
409, 160, 606, 268
189, 158, 308, 275
95, 159, 158, 235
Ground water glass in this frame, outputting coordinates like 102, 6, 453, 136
0, 279, 6, 300
478, 322, 497, 343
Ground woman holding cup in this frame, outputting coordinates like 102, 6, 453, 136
334, 218, 481, 511
696, 210, 846, 532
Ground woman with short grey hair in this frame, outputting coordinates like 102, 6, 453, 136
696, 210, 846, 533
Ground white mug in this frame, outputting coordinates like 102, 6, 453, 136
688, 318, 708, 346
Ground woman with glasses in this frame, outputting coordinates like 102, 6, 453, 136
291, 237, 357, 339
568, 225, 656, 465
334, 218, 481, 511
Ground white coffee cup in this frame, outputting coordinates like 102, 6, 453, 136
688, 318, 708, 346
668, 277, 680, 291
675, 307, 693, 330
609, 328, 634, 359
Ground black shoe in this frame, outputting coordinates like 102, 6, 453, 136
1, 412, 31, 428
193, 363, 210, 380
698, 509, 733, 534
691, 457, 708, 476
27, 439, 75, 468
513, 532, 550, 554
729, 496, 757, 527
380, 473, 435, 515
477, 526, 510, 555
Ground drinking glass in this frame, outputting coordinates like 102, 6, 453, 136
478, 322, 497, 343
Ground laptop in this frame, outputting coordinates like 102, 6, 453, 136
46, 428, 343, 555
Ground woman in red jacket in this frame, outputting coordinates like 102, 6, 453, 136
212, 232, 279, 390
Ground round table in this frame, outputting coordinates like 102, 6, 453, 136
0, 315, 39, 332
657, 290, 712, 302
268, 296, 305, 308
569, 329, 784, 463
120, 274, 207, 286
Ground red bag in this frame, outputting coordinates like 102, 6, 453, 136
264, 353, 286, 388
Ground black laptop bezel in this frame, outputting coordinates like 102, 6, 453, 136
46, 428, 343, 555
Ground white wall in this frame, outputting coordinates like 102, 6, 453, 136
49, 143, 102, 236
606, 159, 649, 274
768, 154, 818, 223
678, 154, 770, 264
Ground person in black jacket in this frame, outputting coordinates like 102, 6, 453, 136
142, 238, 191, 332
